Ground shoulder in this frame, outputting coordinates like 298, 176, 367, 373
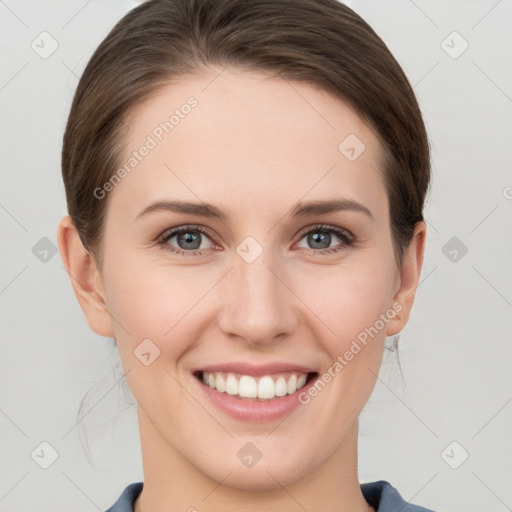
105, 482, 143, 512
361, 480, 437, 511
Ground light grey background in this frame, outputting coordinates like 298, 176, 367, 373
1, 0, 511, 511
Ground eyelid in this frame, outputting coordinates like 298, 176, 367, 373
295, 223, 354, 241
156, 224, 215, 243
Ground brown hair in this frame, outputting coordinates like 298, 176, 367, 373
62, 0, 430, 270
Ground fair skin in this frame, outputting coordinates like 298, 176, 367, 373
58, 67, 425, 512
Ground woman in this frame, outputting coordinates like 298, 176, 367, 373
57, 0, 435, 510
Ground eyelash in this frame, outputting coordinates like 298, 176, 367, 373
156, 223, 357, 257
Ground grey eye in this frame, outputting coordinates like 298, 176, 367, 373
165, 229, 213, 251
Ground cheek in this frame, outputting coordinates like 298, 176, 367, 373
104, 256, 213, 343
106, 260, 208, 425
288, 258, 394, 412
101, 257, 225, 420
292, 258, 396, 355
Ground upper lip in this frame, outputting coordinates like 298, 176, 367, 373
194, 362, 317, 377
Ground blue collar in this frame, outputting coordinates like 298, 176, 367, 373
105, 480, 435, 511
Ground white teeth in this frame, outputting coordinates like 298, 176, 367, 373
201, 371, 310, 400
239, 375, 258, 398
216, 374, 226, 393
287, 374, 297, 395
275, 376, 288, 397
257, 376, 275, 399
225, 374, 238, 395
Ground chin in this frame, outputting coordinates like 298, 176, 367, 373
195, 446, 314, 492
220, 465, 305, 492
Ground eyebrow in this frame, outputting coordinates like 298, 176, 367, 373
136, 200, 229, 221
136, 198, 373, 221
291, 198, 373, 219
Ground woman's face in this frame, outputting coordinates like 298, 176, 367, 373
89, 68, 421, 489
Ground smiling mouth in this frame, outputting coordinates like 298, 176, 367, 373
194, 371, 318, 401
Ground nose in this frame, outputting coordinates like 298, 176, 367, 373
216, 249, 298, 347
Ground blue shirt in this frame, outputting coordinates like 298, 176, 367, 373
105, 480, 436, 511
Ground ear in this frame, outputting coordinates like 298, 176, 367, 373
386, 221, 427, 336
57, 215, 115, 338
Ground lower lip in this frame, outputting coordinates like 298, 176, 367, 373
194, 374, 317, 422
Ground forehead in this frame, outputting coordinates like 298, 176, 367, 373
111, 67, 388, 222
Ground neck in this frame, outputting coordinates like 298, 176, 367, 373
134, 407, 373, 512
